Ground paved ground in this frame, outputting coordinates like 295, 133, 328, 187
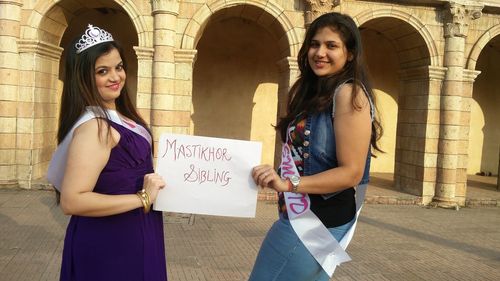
256, 173, 500, 207
1, 175, 499, 281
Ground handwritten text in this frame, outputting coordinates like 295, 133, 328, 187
183, 164, 231, 186
162, 139, 232, 162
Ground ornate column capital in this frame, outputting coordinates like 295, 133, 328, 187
151, 0, 179, 16
443, 1, 483, 38
305, 0, 340, 26
173, 49, 198, 64
17, 40, 63, 60
133, 46, 154, 60
398, 66, 447, 81
462, 69, 481, 83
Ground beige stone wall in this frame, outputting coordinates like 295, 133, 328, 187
192, 16, 281, 165
0, 0, 22, 188
0, 0, 499, 207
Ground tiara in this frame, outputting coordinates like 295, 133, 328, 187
75, 24, 114, 54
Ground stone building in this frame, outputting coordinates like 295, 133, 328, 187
0, 0, 499, 207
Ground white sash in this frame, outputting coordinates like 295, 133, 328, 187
280, 142, 367, 277
47, 107, 151, 191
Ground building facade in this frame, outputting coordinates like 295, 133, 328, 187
0, 0, 499, 207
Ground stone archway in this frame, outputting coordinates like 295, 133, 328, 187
189, 4, 295, 169
18, 0, 147, 187
180, 0, 301, 57
356, 9, 439, 203
467, 25, 500, 70
23, 0, 150, 46
355, 8, 440, 67
192, 7, 283, 167
178, 1, 301, 171
466, 26, 500, 190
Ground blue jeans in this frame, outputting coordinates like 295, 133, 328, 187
248, 215, 355, 281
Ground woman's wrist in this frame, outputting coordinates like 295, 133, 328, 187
285, 179, 293, 192
283, 177, 302, 193
136, 189, 151, 213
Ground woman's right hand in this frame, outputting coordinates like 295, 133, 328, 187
252, 165, 289, 193
143, 173, 166, 203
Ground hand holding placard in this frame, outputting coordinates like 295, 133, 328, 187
153, 133, 262, 218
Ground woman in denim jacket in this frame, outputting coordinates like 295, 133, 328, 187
250, 12, 382, 281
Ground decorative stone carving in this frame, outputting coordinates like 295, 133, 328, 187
173, 49, 198, 64
152, 0, 179, 16
444, 1, 483, 38
134, 46, 154, 60
305, 0, 340, 26
398, 66, 447, 81
18, 40, 63, 60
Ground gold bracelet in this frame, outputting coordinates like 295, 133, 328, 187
136, 189, 151, 213
143, 189, 151, 211
136, 191, 147, 212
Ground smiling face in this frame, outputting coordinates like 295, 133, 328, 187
94, 48, 126, 109
307, 27, 352, 77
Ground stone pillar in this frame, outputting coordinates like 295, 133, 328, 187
275, 57, 299, 166
133, 46, 154, 124
17, 40, 63, 188
396, 66, 446, 205
173, 49, 197, 134
459, 69, 481, 204
250, 56, 299, 201
0, 0, 22, 188
151, 0, 180, 153
432, 1, 483, 208
305, 0, 340, 26
276, 57, 299, 115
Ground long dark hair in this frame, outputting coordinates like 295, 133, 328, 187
54, 35, 151, 203
277, 12, 382, 153
58, 39, 150, 144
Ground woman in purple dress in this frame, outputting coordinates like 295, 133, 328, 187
50, 24, 167, 281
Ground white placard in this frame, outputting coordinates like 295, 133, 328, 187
153, 133, 262, 218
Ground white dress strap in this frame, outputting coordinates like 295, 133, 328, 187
47, 107, 151, 191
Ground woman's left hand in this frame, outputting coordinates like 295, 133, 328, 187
252, 165, 289, 192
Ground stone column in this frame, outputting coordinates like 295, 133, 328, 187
0, 0, 22, 188
16, 40, 63, 188
173, 49, 197, 134
275, 57, 299, 166
250, 56, 299, 201
133, 46, 155, 124
276, 56, 299, 114
396, 66, 446, 205
459, 69, 481, 203
432, 1, 483, 208
151, 0, 180, 153
305, 0, 340, 26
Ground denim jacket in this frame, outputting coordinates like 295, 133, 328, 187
302, 81, 373, 198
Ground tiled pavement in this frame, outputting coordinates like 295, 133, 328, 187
1, 174, 499, 281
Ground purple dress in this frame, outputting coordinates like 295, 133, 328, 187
60, 122, 167, 281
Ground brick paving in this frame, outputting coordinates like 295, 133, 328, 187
0, 175, 499, 281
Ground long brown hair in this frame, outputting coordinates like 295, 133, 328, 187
54, 35, 150, 202
277, 12, 382, 153
58, 39, 150, 144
